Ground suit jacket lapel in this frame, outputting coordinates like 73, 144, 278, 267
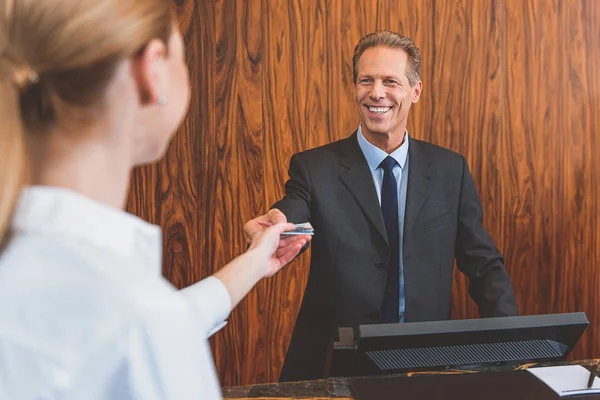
338, 132, 388, 244
404, 138, 433, 235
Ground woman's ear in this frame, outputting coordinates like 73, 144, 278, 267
131, 39, 168, 105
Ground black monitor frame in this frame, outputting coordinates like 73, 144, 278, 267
327, 312, 588, 377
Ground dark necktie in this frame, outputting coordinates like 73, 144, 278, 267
379, 156, 400, 323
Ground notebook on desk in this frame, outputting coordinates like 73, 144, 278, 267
528, 365, 600, 397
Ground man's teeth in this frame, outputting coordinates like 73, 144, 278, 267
369, 106, 391, 114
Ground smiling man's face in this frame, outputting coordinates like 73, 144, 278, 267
354, 46, 421, 148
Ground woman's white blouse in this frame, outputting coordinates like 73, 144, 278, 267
0, 186, 231, 399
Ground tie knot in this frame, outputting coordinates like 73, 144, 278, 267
379, 156, 398, 172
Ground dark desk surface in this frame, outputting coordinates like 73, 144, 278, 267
222, 359, 600, 400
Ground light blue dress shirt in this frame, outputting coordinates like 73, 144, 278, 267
357, 125, 409, 322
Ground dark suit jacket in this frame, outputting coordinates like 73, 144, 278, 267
273, 132, 518, 382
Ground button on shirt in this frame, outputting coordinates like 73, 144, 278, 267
0, 186, 231, 399
357, 126, 409, 322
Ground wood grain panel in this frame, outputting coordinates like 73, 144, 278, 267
208, 0, 265, 386
261, 0, 328, 384
497, 0, 600, 360
126, 165, 157, 225
187, 0, 216, 292
325, 0, 377, 140
422, 0, 504, 319
122, 0, 600, 387
383, 0, 433, 139
553, 0, 600, 360
501, 0, 560, 321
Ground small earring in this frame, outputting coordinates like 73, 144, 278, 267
157, 96, 167, 106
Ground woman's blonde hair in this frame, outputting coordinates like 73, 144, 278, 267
0, 0, 173, 247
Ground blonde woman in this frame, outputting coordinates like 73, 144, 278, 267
0, 0, 310, 398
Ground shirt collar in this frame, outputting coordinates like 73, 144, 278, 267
12, 186, 162, 264
357, 125, 410, 171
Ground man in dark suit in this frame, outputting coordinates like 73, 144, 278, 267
245, 30, 518, 382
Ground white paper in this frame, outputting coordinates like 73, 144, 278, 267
528, 365, 600, 397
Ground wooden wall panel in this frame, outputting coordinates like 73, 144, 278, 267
186, 0, 215, 288
127, 165, 157, 225
501, 0, 561, 320
560, 0, 600, 360
424, 0, 504, 318
125, 0, 600, 387
384, 0, 433, 138
541, 0, 600, 359
261, 0, 328, 382
209, 0, 265, 386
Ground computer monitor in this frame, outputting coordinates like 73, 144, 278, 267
327, 312, 588, 377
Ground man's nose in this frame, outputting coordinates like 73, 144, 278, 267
369, 80, 385, 100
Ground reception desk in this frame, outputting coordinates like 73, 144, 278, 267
222, 359, 600, 400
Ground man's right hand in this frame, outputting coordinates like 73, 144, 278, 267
244, 209, 309, 268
